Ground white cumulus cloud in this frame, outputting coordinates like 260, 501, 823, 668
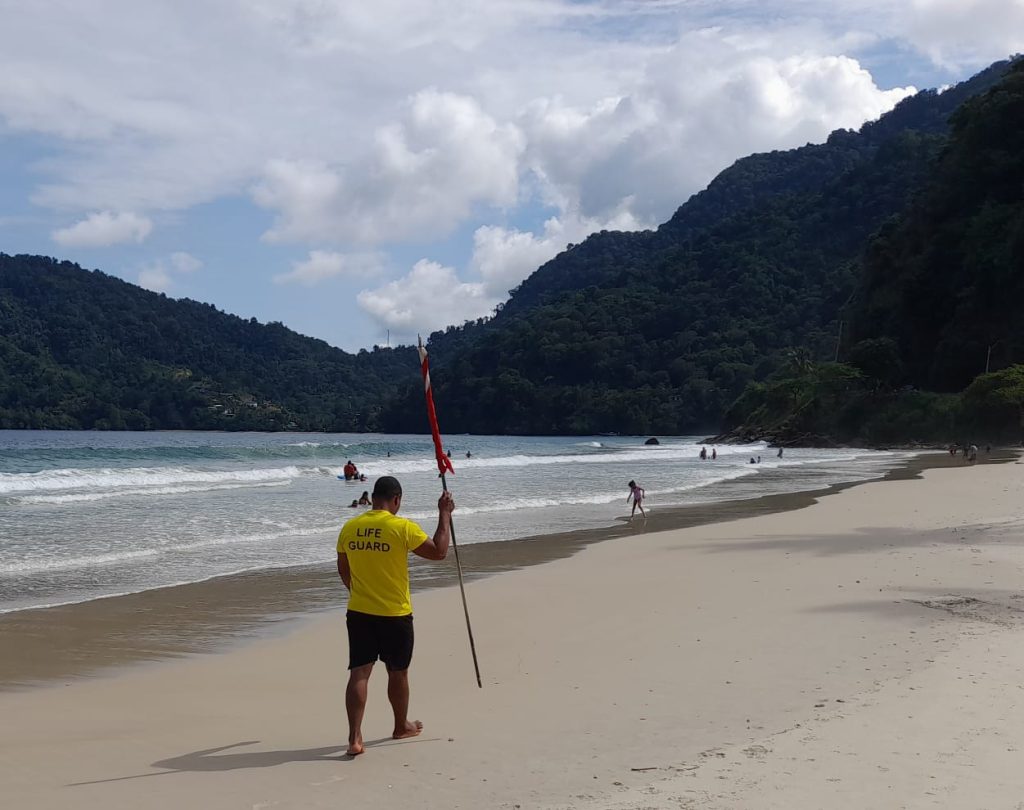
255, 90, 524, 244
521, 43, 916, 225
136, 251, 202, 293
355, 39, 919, 338
51, 211, 153, 247
357, 259, 490, 336
169, 251, 203, 274
137, 265, 173, 293
3, 2, 937, 241
274, 250, 385, 286
357, 207, 644, 338
903, 0, 1024, 68
4, 0, 1019, 344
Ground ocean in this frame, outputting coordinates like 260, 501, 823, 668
0, 431, 910, 614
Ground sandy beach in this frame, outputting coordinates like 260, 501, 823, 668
3, 453, 1023, 809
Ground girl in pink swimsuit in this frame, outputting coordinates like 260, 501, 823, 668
627, 480, 647, 519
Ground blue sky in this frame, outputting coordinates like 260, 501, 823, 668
1, 1, 1021, 351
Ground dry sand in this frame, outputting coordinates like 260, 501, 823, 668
2, 454, 1023, 809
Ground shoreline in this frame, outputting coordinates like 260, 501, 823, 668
2, 448, 1022, 808
0, 448, 986, 689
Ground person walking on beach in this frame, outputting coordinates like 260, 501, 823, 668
627, 479, 646, 520
336, 475, 454, 756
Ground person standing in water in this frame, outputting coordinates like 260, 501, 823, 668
627, 480, 647, 520
336, 476, 455, 756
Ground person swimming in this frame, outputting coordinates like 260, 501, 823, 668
358, 491, 371, 506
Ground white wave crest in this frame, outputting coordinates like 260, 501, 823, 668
0, 465, 307, 496
401, 468, 761, 519
349, 445, 736, 477
0, 523, 336, 577
12, 480, 292, 505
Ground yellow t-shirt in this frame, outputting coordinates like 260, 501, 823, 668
337, 510, 428, 616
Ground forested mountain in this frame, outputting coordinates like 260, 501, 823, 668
1, 59, 1017, 436
0, 255, 417, 430
381, 59, 1015, 435
724, 59, 1024, 445
851, 61, 1024, 390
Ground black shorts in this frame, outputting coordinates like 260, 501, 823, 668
346, 610, 415, 671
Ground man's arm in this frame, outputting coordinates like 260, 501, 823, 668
337, 552, 351, 589
412, 492, 455, 561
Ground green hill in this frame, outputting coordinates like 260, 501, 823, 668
723, 59, 1024, 445
381, 59, 1015, 436
0, 255, 417, 430
2, 59, 1018, 437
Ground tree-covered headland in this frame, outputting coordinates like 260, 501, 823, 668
1, 58, 1021, 443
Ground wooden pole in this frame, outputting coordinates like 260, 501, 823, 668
440, 473, 482, 688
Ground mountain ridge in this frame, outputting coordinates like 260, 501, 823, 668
1, 57, 1018, 435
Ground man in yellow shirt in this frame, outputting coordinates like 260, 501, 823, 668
337, 475, 454, 756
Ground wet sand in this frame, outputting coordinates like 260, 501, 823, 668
0, 449, 987, 688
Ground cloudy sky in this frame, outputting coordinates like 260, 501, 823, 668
1, 1, 1022, 350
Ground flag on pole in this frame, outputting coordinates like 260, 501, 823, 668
416, 336, 482, 687
418, 337, 455, 477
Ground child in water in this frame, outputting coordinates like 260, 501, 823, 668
357, 491, 371, 506
627, 480, 647, 520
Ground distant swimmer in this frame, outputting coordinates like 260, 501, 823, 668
348, 499, 360, 508
446, 449, 452, 459
358, 491, 371, 506
757, 455, 761, 464
627, 479, 647, 520
699, 446, 707, 460
336, 476, 454, 756
777, 447, 783, 459
465, 451, 472, 459
343, 460, 358, 481
750, 457, 756, 464
711, 447, 717, 460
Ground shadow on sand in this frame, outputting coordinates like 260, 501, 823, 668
68, 736, 437, 787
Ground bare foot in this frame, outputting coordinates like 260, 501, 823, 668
346, 738, 365, 756
393, 720, 424, 740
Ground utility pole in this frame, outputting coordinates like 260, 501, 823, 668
986, 342, 993, 374
834, 320, 844, 362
